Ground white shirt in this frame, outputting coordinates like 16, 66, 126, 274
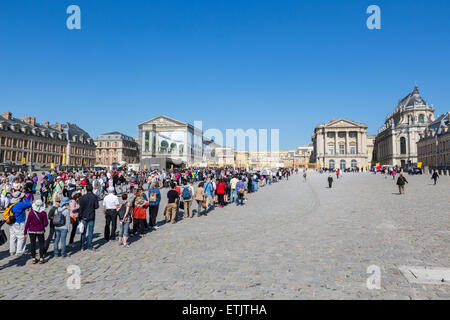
103, 193, 119, 210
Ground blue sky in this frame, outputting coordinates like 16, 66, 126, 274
0, 0, 449, 150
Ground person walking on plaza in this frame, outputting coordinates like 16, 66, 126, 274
396, 173, 408, 195
103, 186, 120, 241
303, 171, 307, 182
392, 169, 397, 180
53, 197, 71, 258
194, 181, 205, 217
78, 184, 99, 251
182, 181, 194, 218
24, 199, 48, 264
68, 193, 81, 246
8, 191, 31, 256
118, 194, 131, 247
166, 183, 179, 224
431, 170, 439, 185
44, 194, 61, 255
148, 182, 161, 230
328, 174, 333, 188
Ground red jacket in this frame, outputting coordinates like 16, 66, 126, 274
216, 182, 226, 195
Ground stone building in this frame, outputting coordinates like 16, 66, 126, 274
138, 116, 212, 169
417, 112, 450, 170
51, 122, 96, 168
95, 132, 140, 166
0, 112, 67, 167
374, 86, 435, 168
0, 112, 95, 169
312, 119, 372, 170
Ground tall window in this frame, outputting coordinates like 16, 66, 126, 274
145, 131, 150, 152
339, 144, 345, 155
350, 145, 356, 154
328, 145, 334, 155
329, 160, 335, 169
400, 137, 407, 154
418, 114, 425, 123
340, 160, 346, 169
351, 160, 357, 168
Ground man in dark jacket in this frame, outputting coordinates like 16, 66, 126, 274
328, 175, 333, 188
431, 170, 439, 185
396, 173, 408, 195
78, 184, 99, 251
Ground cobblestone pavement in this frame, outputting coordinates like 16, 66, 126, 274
0, 172, 449, 299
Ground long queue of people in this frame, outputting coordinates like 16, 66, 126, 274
0, 167, 294, 265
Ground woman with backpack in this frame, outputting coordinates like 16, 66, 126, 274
53, 197, 71, 258
24, 199, 48, 264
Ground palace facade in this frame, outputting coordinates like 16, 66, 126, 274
417, 112, 450, 170
374, 86, 435, 168
0, 112, 96, 169
95, 131, 140, 167
312, 119, 372, 170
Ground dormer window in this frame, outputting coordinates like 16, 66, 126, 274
418, 114, 425, 123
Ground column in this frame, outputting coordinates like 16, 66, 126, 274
345, 130, 349, 155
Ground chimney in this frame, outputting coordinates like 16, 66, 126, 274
22, 116, 36, 126
2, 112, 12, 120
45, 121, 49, 128
57, 123, 63, 132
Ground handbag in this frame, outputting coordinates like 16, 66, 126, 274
202, 199, 207, 209
0, 229, 7, 246
76, 221, 85, 234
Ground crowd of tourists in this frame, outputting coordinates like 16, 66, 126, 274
0, 167, 294, 264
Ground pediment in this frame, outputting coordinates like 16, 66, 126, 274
138, 116, 187, 128
326, 119, 366, 128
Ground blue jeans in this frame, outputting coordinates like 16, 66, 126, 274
54, 228, 68, 256
119, 221, 130, 237
80, 219, 95, 250
237, 192, 244, 205
230, 189, 237, 203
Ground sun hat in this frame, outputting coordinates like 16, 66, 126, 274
60, 197, 71, 207
32, 199, 46, 212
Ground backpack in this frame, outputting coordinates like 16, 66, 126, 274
182, 187, 191, 200
2, 202, 18, 225
149, 190, 157, 202
52, 208, 66, 227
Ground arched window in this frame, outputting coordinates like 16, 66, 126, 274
340, 160, 346, 169
400, 137, 407, 154
351, 160, 357, 168
329, 160, 335, 169
418, 114, 425, 123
